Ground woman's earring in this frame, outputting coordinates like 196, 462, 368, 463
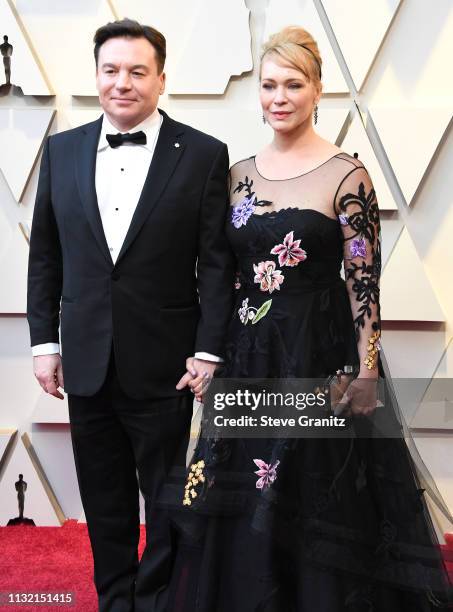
262, 114, 266, 124
314, 105, 319, 125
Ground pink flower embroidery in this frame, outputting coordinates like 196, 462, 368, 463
253, 459, 280, 490
253, 261, 284, 293
270, 231, 307, 267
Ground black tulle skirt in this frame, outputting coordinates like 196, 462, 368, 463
159, 283, 453, 611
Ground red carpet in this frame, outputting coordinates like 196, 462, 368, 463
0, 520, 145, 611
0, 522, 451, 611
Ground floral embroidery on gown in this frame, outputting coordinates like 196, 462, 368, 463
161, 153, 453, 611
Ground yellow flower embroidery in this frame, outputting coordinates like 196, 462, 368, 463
364, 330, 381, 370
183, 460, 206, 506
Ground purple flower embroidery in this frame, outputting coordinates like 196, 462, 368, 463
238, 298, 272, 325
238, 298, 250, 324
253, 459, 280, 490
339, 213, 349, 226
231, 196, 256, 228
350, 237, 367, 258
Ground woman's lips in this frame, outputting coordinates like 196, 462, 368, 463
271, 111, 291, 119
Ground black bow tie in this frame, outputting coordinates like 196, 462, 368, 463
106, 131, 147, 148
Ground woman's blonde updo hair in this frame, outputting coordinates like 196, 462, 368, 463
260, 26, 322, 90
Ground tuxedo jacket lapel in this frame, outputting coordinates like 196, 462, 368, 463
73, 110, 185, 267
115, 111, 186, 265
74, 115, 114, 266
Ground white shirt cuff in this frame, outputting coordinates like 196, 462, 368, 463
32, 343, 60, 356
194, 352, 223, 363
32, 346, 222, 362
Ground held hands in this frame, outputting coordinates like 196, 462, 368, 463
176, 357, 218, 402
33, 354, 65, 400
331, 375, 379, 417
175, 359, 380, 411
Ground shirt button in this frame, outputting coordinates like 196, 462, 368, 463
120, 168, 124, 172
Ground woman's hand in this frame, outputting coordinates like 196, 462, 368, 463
333, 376, 379, 417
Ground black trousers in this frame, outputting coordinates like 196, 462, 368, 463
68, 350, 192, 612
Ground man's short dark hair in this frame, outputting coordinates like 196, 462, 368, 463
93, 18, 166, 74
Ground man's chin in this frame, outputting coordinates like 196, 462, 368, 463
105, 109, 140, 128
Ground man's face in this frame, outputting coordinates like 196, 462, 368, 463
96, 36, 165, 131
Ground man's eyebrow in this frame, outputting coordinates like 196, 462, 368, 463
101, 63, 149, 71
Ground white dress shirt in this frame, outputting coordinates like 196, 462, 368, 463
96, 110, 162, 264
32, 110, 221, 363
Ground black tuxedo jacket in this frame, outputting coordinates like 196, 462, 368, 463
27, 109, 235, 398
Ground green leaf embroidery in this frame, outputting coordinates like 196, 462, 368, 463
252, 300, 272, 325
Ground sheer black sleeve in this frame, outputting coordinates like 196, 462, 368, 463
334, 164, 381, 375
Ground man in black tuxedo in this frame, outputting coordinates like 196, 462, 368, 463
27, 18, 234, 612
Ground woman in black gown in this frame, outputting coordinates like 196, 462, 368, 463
161, 26, 453, 611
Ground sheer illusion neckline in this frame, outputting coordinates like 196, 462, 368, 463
252, 153, 342, 182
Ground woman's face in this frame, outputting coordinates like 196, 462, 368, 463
260, 55, 320, 134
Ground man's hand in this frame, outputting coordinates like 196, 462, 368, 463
33, 354, 65, 400
176, 357, 218, 402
